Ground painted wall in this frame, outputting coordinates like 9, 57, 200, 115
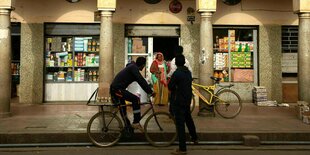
11, 0, 298, 25
11, 0, 294, 103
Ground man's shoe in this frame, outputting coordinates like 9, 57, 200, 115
131, 123, 144, 132
171, 149, 187, 155
191, 138, 199, 145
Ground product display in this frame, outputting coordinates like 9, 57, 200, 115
213, 28, 255, 82
45, 36, 100, 82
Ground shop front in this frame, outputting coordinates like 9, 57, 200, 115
2, 0, 309, 107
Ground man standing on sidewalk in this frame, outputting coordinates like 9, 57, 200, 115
168, 55, 198, 155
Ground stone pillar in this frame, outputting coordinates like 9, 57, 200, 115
0, 8, 12, 118
97, 0, 116, 97
293, 0, 310, 103
98, 11, 114, 97
198, 12, 214, 117
298, 13, 310, 103
196, 0, 216, 116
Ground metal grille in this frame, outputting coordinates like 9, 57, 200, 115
282, 26, 298, 53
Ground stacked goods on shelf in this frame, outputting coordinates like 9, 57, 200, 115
75, 53, 99, 67
74, 37, 87, 52
85, 54, 99, 67
231, 52, 252, 68
45, 36, 100, 83
253, 86, 277, 106
46, 37, 73, 52
75, 53, 84, 66
87, 70, 98, 82
74, 68, 85, 82
214, 53, 228, 70
132, 38, 146, 53
87, 39, 100, 52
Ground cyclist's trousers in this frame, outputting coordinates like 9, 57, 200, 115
110, 87, 141, 125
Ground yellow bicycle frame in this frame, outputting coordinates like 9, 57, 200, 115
192, 82, 218, 105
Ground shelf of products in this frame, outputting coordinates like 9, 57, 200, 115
45, 36, 100, 83
213, 28, 256, 83
126, 37, 151, 78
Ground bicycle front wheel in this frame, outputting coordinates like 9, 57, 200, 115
144, 112, 177, 147
87, 111, 123, 147
214, 89, 242, 119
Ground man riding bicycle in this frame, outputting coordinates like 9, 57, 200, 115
110, 57, 154, 132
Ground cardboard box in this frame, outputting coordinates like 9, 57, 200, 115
232, 69, 253, 82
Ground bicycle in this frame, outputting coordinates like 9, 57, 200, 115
86, 88, 177, 147
190, 76, 242, 118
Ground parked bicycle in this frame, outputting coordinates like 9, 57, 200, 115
86, 88, 177, 147
190, 77, 242, 118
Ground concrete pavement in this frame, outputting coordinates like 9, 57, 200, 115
0, 98, 309, 146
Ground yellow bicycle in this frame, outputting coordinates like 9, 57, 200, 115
190, 77, 242, 118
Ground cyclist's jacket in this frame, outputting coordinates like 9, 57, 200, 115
168, 66, 192, 106
110, 62, 153, 94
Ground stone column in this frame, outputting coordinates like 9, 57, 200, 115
98, 11, 114, 97
0, 8, 12, 118
298, 13, 310, 103
198, 12, 214, 117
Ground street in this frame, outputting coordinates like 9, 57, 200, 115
0, 145, 310, 155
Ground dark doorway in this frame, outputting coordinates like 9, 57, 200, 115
11, 23, 21, 98
153, 37, 179, 61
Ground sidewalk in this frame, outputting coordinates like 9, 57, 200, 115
0, 98, 309, 145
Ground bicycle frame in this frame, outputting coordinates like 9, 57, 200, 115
192, 82, 228, 105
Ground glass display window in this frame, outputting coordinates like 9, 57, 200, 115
213, 26, 258, 83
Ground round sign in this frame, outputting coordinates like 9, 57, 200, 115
169, 0, 182, 14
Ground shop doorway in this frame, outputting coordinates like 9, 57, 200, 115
11, 23, 21, 100
153, 37, 179, 61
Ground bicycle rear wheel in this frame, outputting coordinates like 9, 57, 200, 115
144, 112, 177, 147
87, 111, 123, 147
214, 89, 242, 119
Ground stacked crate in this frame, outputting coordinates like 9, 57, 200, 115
253, 86, 268, 106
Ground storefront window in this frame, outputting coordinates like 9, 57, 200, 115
213, 26, 258, 83
44, 23, 100, 101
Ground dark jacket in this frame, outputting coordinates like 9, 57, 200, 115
168, 66, 192, 106
110, 62, 153, 94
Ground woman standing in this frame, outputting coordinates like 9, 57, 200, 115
150, 52, 170, 105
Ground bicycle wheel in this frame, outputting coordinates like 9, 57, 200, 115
214, 89, 242, 119
144, 112, 177, 147
190, 95, 195, 113
87, 111, 123, 147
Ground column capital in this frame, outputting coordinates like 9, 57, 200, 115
298, 12, 310, 19
200, 12, 213, 18
97, 0, 116, 11
99, 11, 113, 17
0, 7, 13, 15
